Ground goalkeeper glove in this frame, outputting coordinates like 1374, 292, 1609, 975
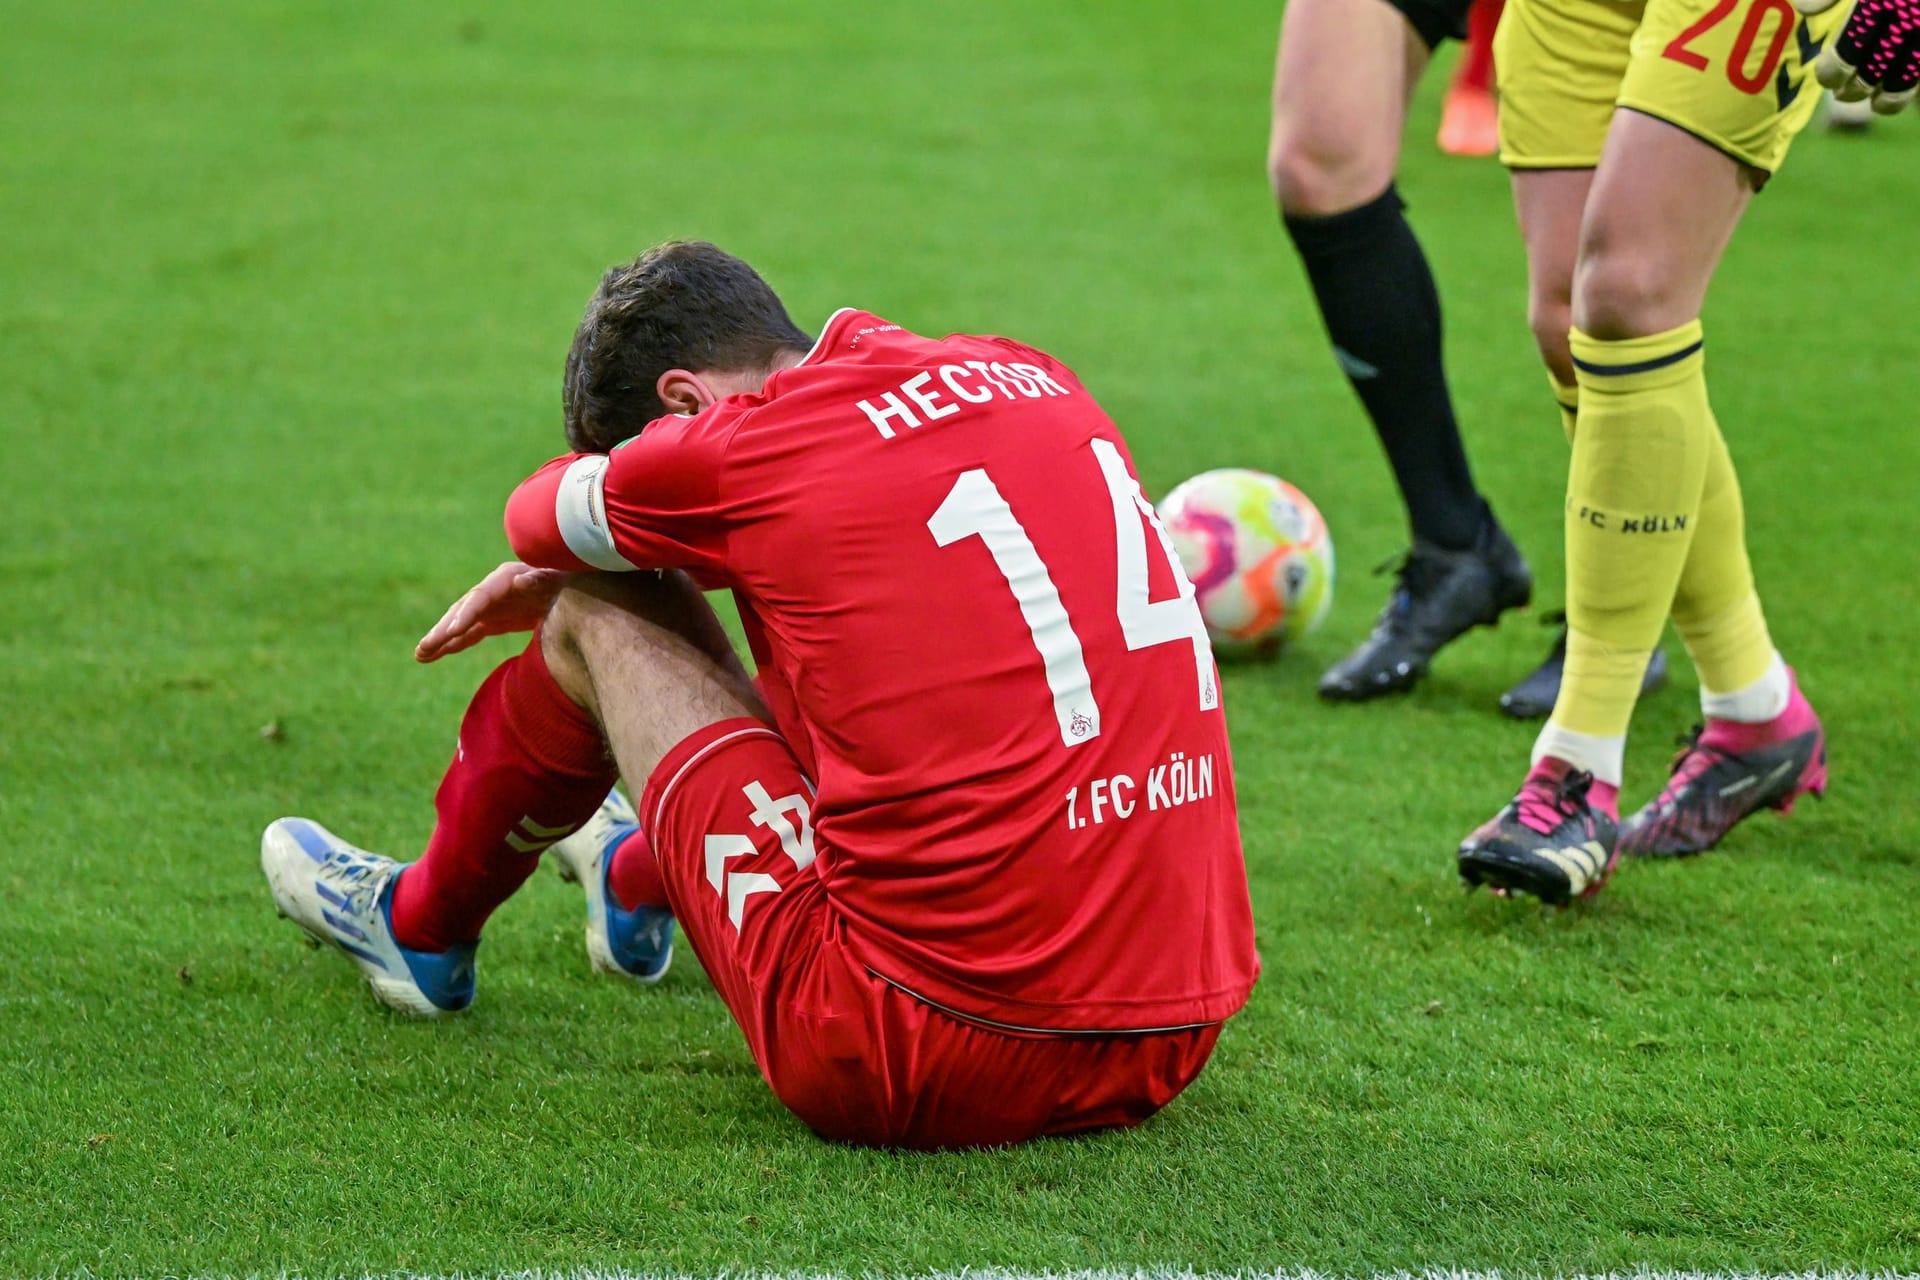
1794, 0, 1920, 114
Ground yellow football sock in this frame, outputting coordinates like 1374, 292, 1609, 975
1556, 629, 1655, 744
1669, 420, 1777, 696
1550, 373, 1579, 445
1551, 321, 1711, 740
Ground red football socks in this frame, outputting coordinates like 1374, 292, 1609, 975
607, 823, 670, 913
1457, 0, 1500, 94
389, 634, 617, 953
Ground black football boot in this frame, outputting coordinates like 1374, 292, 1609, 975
1318, 516, 1532, 702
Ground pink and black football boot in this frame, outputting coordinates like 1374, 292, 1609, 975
1619, 670, 1827, 858
1457, 756, 1620, 907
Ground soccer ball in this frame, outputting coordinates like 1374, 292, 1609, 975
1159, 467, 1335, 656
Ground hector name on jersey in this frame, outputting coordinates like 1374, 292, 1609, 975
505, 309, 1258, 1033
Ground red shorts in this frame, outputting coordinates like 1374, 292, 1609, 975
636, 718, 1221, 1150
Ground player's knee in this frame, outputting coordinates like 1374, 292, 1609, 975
1266, 119, 1389, 217
538, 589, 598, 711
1572, 248, 1680, 341
542, 576, 657, 659
539, 577, 672, 696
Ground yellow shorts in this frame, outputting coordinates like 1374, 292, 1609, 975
1496, 0, 1845, 173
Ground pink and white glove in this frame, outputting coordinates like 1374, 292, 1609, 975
1796, 0, 1920, 114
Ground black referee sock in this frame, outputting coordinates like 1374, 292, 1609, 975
1284, 185, 1486, 551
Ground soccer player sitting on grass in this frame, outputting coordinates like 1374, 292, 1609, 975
1452, 0, 1917, 902
261, 241, 1260, 1150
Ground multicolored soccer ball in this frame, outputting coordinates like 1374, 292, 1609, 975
1159, 467, 1335, 656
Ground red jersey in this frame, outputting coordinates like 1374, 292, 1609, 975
506, 309, 1258, 1032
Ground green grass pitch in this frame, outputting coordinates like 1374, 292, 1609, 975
4, 1, 1918, 1274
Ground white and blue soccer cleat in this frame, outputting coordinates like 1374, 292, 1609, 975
261, 818, 476, 1017
547, 789, 674, 985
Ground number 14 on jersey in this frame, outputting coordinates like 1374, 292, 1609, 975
928, 438, 1218, 747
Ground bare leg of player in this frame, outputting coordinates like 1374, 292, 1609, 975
1576, 113, 1751, 334
526, 572, 775, 989
540, 573, 851, 1043
1459, 112, 1827, 903
1509, 168, 1590, 395
1270, 0, 1426, 215
539, 574, 770, 822
540, 572, 766, 775
1271, 0, 1534, 704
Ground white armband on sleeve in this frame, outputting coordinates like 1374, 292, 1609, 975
556, 455, 639, 571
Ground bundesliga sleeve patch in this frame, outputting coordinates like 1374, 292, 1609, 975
555, 455, 638, 571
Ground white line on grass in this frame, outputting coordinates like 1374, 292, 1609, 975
79, 1271, 1917, 1280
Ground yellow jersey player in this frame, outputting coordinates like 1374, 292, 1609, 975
1453, 0, 1914, 903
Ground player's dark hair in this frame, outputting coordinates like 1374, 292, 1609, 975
562, 241, 814, 453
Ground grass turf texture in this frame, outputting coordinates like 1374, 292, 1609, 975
4, 0, 1918, 1273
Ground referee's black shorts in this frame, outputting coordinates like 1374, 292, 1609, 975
1385, 0, 1474, 49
